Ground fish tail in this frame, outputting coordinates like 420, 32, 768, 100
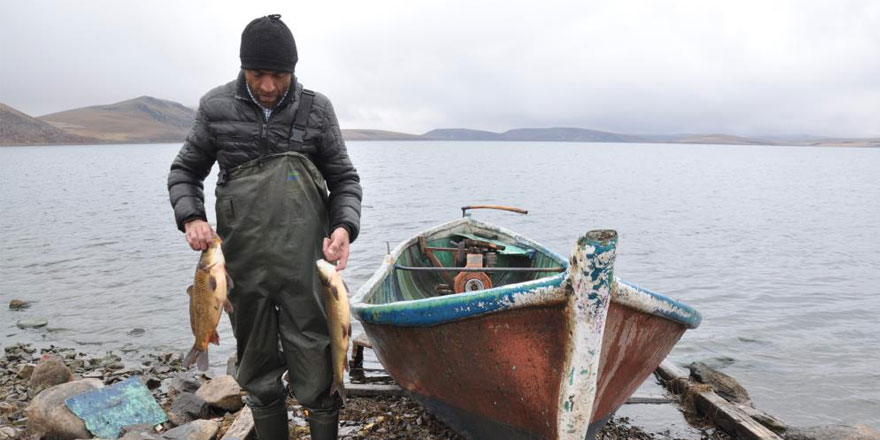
184, 345, 210, 371
330, 380, 347, 404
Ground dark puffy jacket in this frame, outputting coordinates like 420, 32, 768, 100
167, 72, 362, 241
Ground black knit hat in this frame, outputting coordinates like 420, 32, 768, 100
240, 14, 297, 73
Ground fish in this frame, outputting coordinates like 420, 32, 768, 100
316, 259, 351, 401
184, 236, 234, 371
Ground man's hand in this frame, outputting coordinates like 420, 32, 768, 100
322, 227, 351, 271
184, 219, 216, 251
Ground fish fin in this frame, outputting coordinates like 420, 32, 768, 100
209, 275, 217, 291
223, 299, 234, 314
226, 272, 234, 290
210, 330, 220, 345
186, 285, 193, 296
329, 285, 340, 301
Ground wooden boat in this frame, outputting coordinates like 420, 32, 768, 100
350, 209, 702, 440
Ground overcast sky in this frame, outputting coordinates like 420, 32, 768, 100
1, 0, 878, 137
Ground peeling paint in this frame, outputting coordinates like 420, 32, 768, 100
556, 230, 616, 440
613, 280, 702, 329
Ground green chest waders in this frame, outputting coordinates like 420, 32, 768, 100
216, 151, 341, 436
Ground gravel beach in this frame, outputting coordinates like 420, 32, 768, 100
1, 342, 734, 440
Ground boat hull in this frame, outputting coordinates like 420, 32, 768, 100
363, 302, 571, 439
351, 218, 700, 440
363, 294, 689, 440
591, 300, 688, 424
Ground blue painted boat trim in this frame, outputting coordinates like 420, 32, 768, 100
353, 272, 568, 326
615, 280, 703, 329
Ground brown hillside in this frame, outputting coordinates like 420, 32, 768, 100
0, 102, 92, 146
342, 129, 424, 140
39, 96, 195, 143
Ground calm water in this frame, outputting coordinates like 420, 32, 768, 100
1, 142, 878, 430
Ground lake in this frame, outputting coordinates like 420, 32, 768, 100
1, 141, 877, 430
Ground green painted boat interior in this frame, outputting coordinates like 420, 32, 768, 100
368, 224, 564, 305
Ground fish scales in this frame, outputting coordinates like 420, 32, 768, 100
316, 259, 351, 402
184, 237, 233, 371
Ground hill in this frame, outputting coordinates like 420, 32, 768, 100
342, 129, 424, 141
39, 96, 195, 143
424, 127, 642, 142
0, 102, 93, 146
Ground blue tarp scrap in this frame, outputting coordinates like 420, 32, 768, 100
65, 376, 167, 439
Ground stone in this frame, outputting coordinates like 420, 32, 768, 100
16, 317, 48, 329
168, 372, 202, 395
0, 427, 20, 440
128, 328, 146, 337
17, 363, 35, 380
9, 299, 31, 310
118, 424, 163, 440
142, 375, 162, 390
784, 424, 880, 440
0, 401, 17, 415
168, 392, 210, 426
688, 361, 751, 404
25, 378, 103, 440
30, 354, 74, 396
162, 419, 220, 440
339, 425, 359, 437
195, 375, 243, 412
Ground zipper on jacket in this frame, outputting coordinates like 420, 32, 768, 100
260, 122, 268, 158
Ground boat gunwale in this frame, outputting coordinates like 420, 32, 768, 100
350, 217, 702, 329
350, 217, 571, 327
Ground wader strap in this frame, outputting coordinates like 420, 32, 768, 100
290, 89, 316, 146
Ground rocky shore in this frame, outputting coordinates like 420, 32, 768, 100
3, 341, 874, 440
0, 342, 721, 440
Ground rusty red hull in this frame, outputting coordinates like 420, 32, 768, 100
364, 300, 688, 440
590, 301, 688, 427
364, 302, 571, 439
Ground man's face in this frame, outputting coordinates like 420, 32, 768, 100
244, 69, 292, 108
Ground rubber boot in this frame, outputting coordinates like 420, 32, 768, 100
307, 408, 339, 440
250, 398, 289, 440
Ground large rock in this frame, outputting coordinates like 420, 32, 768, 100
0, 426, 21, 440
784, 425, 880, 440
168, 372, 202, 396
168, 392, 211, 426
30, 354, 74, 396
688, 361, 751, 405
25, 378, 103, 440
195, 375, 243, 412
16, 317, 48, 329
162, 419, 220, 440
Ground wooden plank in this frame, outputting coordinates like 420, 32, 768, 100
655, 361, 782, 440
346, 383, 405, 397
221, 406, 254, 440
625, 394, 674, 404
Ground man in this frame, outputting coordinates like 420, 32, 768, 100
167, 14, 362, 440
